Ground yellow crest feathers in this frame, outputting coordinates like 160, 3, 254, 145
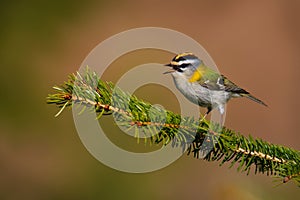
175, 52, 194, 60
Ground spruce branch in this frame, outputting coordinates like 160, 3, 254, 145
47, 68, 300, 186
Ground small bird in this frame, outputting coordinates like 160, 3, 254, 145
164, 52, 267, 118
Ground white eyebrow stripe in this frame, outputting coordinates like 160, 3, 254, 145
177, 60, 191, 65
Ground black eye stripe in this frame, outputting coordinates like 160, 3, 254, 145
179, 63, 189, 68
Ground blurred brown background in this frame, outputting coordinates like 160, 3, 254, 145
0, 0, 300, 199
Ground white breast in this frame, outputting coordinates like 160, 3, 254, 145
171, 72, 231, 110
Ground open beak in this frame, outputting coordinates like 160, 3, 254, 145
163, 63, 175, 74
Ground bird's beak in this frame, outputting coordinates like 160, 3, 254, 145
163, 63, 175, 74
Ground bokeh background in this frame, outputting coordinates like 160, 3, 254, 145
1, 0, 300, 199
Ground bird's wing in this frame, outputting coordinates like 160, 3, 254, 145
189, 65, 249, 94
219, 75, 249, 94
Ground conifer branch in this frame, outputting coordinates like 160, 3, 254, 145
47, 68, 300, 186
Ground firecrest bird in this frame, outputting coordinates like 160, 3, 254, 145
164, 53, 267, 118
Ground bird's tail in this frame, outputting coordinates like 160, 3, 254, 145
242, 94, 268, 107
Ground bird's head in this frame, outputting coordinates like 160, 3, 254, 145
164, 52, 201, 75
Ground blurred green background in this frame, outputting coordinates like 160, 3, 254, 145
1, 0, 300, 199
